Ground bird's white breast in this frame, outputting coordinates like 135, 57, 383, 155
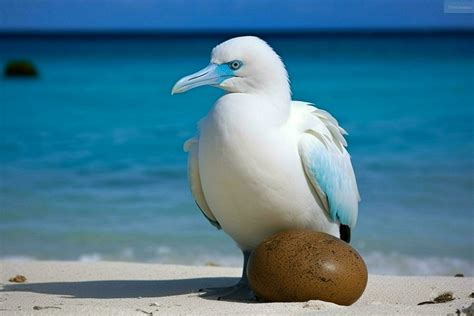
198, 94, 338, 250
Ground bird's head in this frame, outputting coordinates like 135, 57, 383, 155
172, 36, 290, 101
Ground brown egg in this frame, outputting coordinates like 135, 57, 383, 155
247, 230, 368, 305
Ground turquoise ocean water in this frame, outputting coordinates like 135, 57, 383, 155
1, 34, 473, 275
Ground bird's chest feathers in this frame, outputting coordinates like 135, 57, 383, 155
198, 97, 295, 203
201, 101, 273, 172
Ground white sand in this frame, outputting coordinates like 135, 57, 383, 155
0, 261, 472, 315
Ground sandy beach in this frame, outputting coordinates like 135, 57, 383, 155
0, 261, 472, 315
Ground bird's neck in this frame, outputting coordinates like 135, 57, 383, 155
257, 83, 291, 125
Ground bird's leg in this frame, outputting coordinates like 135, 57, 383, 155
199, 250, 256, 301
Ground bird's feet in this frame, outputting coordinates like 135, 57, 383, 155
199, 282, 256, 301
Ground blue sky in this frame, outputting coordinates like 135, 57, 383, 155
1, 0, 473, 31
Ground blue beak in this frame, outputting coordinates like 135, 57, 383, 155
171, 63, 233, 94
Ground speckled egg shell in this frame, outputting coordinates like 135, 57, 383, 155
247, 230, 368, 305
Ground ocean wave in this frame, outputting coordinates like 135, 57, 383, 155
362, 251, 473, 276
2, 251, 472, 277
75, 250, 474, 276
78, 253, 103, 262
1, 255, 36, 262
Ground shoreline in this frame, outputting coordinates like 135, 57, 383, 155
1, 261, 473, 315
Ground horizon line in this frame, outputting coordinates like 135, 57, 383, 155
1, 27, 473, 38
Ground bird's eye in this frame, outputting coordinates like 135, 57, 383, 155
229, 60, 242, 70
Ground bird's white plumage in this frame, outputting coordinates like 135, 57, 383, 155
184, 137, 220, 229
179, 36, 359, 251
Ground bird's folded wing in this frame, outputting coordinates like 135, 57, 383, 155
296, 104, 360, 228
184, 138, 221, 229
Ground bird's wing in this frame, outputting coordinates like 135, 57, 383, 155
183, 137, 221, 229
293, 101, 360, 228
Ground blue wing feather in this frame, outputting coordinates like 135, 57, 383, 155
296, 103, 360, 228
302, 138, 358, 227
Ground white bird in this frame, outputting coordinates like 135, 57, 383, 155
172, 36, 360, 300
